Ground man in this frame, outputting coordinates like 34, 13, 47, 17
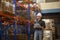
34, 12, 45, 40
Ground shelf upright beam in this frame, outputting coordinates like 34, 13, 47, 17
13, 0, 17, 40
13, 0, 16, 15
0, 17, 2, 40
27, 3, 30, 40
13, 21, 17, 40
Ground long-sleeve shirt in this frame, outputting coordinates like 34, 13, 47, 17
34, 20, 45, 30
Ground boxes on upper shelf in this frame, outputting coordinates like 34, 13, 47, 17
0, 0, 1, 10
1, 0, 14, 14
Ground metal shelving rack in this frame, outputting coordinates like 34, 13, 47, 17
0, 0, 40, 40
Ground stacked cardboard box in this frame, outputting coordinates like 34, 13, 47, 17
2, 0, 14, 14
0, 0, 1, 6
0, 0, 2, 10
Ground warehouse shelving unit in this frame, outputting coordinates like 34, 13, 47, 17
0, 0, 40, 40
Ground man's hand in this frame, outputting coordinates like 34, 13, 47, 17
35, 26, 44, 30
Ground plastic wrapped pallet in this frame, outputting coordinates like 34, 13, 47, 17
42, 19, 54, 40
43, 30, 53, 40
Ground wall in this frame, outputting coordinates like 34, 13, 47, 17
36, 0, 45, 3
40, 2, 60, 10
46, 0, 59, 2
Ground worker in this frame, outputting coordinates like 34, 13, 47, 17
34, 12, 45, 40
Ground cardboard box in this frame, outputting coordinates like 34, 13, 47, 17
1, 0, 13, 14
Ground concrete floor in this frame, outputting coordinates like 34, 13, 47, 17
56, 39, 60, 40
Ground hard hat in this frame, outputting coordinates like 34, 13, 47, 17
18, 1, 23, 3
36, 13, 42, 17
